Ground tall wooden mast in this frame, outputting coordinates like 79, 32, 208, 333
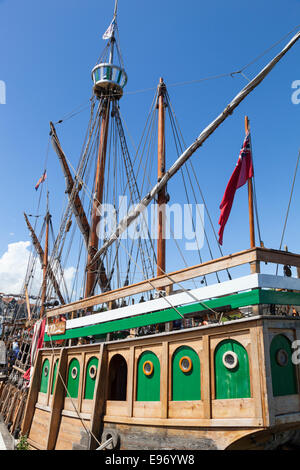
245, 116, 255, 249
85, 102, 110, 298
40, 209, 50, 318
24, 213, 65, 305
157, 78, 167, 280
85, 0, 121, 299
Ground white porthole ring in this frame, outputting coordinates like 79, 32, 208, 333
71, 367, 78, 379
222, 351, 239, 370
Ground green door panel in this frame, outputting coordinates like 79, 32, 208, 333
40, 359, 50, 393
51, 359, 59, 395
270, 334, 297, 397
172, 346, 201, 401
215, 339, 251, 399
84, 357, 98, 400
136, 351, 160, 401
66, 358, 80, 398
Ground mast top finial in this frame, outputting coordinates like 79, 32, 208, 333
113, 0, 119, 19
92, 0, 127, 99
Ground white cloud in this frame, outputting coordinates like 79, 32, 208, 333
0, 241, 32, 294
0, 241, 76, 298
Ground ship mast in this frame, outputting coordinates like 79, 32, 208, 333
40, 195, 50, 318
245, 116, 255, 249
85, 0, 126, 299
24, 213, 65, 305
157, 78, 167, 282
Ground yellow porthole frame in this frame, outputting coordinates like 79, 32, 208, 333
89, 365, 97, 379
179, 356, 192, 373
143, 360, 154, 376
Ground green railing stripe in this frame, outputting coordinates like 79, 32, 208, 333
44, 289, 300, 342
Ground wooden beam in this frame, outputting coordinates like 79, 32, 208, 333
21, 350, 43, 436
89, 343, 108, 450
47, 247, 300, 318
46, 348, 68, 450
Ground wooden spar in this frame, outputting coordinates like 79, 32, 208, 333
40, 212, 50, 318
88, 30, 300, 268
50, 121, 112, 295
245, 116, 255, 249
25, 286, 31, 321
85, 101, 111, 299
50, 122, 90, 247
47, 246, 300, 317
24, 213, 65, 305
157, 78, 167, 281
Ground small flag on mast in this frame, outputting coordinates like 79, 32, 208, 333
102, 19, 116, 40
218, 132, 254, 245
35, 170, 47, 191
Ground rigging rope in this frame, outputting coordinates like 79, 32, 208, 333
275, 147, 300, 275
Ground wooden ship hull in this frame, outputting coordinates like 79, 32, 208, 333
18, 248, 300, 450
2, 4, 300, 452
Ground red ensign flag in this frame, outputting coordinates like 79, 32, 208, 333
218, 132, 253, 245
35, 170, 47, 191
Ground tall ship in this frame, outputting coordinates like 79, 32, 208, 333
2, 1, 300, 451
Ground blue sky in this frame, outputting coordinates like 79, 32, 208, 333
1, 0, 300, 294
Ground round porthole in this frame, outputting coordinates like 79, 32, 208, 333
89, 365, 97, 379
71, 367, 78, 379
179, 356, 192, 373
44, 366, 49, 377
143, 360, 154, 376
222, 351, 238, 370
276, 349, 289, 367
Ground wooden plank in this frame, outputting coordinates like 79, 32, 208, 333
89, 343, 108, 450
127, 347, 135, 418
258, 321, 272, 427
202, 335, 212, 419
21, 350, 43, 436
47, 247, 300, 319
249, 326, 264, 422
47, 247, 269, 318
103, 414, 264, 428
46, 348, 68, 450
45, 289, 262, 341
49, 274, 262, 331
168, 401, 204, 419
161, 342, 168, 419
70, 273, 300, 330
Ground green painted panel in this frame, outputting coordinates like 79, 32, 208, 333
136, 351, 160, 402
215, 340, 251, 399
51, 359, 59, 395
172, 346, 201, 401
66, 358, 80, 399
117, 69, 122, 84
44, 288, 300, 342
84, 356, 98, 400
270, 334, 297, 397
40, 359, 50, 394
